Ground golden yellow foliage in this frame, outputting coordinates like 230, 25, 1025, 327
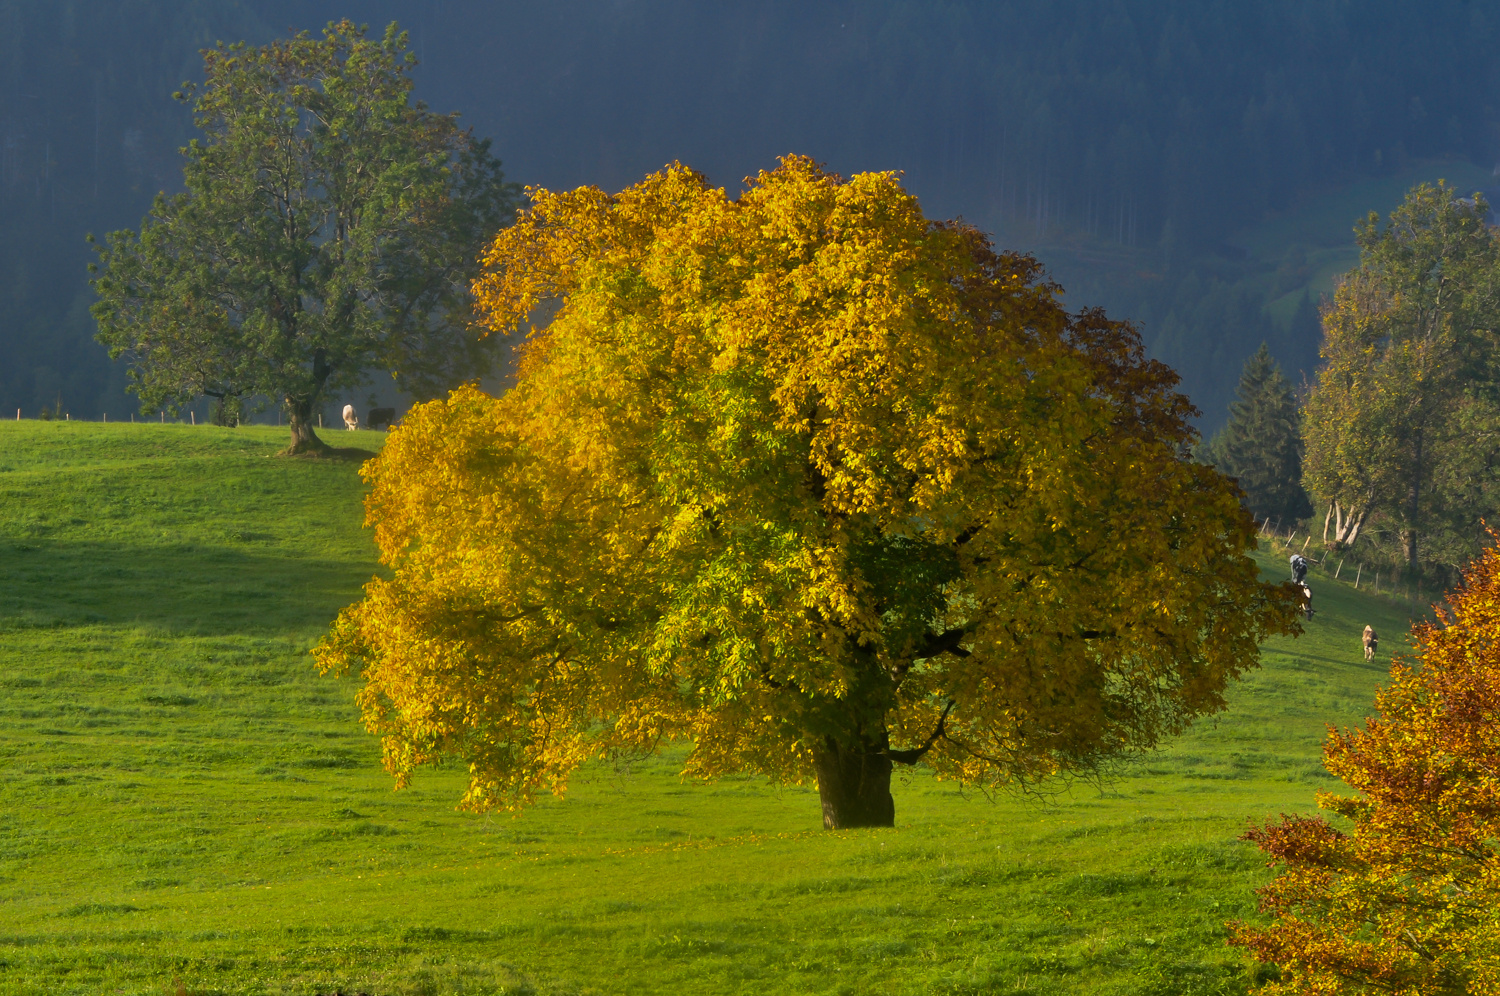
316, 156, 1301, 826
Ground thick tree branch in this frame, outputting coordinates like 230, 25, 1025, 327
914, 627, 973, 660
472, 604, 544, 625
952, 521, 987, 547
887, 699, 955, 764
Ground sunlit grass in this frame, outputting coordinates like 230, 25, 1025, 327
0, 421, 1423, 995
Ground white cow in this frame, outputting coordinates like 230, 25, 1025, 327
342, 404, 359, 430
1298, 582, 1315, 621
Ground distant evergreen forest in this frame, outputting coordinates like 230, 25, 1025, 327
3, 0, 1499, 427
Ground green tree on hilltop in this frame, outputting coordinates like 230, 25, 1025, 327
1204, 343, 1311, 525
90, 20, 517, 451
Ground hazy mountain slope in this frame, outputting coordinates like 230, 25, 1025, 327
3, 0, 1497, 427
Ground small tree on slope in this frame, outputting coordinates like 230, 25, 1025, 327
316, 158, 1302, 829
1203, 343, 1311, 525
1231, 538, 1500, 993
91, 21, 516, 453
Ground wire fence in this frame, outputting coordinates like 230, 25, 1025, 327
1257, 517, 1441, 623
12, 407, 200, 424
10, 408, 321, 428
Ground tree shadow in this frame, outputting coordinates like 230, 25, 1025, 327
1, 537, 377, 636
279, 445, 379, 462
1275, 651, 1390, 676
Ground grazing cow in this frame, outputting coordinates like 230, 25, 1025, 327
342, 404, 359, 430
1363, 625, 1378, 662
1290, 554, 1308, 585
367, 406, 397, 430
1298, 582, 1315, 621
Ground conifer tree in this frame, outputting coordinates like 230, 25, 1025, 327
1204, 343, 1310, 523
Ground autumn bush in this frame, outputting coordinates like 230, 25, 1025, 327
1231, 536, 1500, 994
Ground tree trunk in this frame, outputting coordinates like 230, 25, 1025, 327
1404, 431, 1423, 574
1329, 499, 1369, 549
284, 395, 328, 455
211, 394, 241, 427
813, 739, 895, 829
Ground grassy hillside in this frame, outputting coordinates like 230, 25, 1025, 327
0, 422, 1431, 996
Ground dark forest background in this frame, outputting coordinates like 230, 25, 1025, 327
4, 0, 1500, 429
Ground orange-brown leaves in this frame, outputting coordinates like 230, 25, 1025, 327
1231, 536, 1500, 994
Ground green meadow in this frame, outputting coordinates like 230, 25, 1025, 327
0, 421, 1427, 995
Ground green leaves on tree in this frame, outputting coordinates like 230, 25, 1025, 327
89, 19, 518, 452
1202, 343, 1310, 525
1303, 181, 1500, 573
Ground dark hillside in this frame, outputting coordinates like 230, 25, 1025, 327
4, 0, 1499, 426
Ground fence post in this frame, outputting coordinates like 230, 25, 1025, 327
1335, 559, 1344, 579
1355, 564, 1362, 588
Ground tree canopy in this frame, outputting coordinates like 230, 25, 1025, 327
316, 157, 1302, 828
1231, 535, 1500, 994
1302, 182, 1500, 572
1203, 343, 1310, 525
90, 20, 516, 448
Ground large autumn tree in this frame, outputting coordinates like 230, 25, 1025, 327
91, 20, 515, 449
317, 157, 1301, 828
1230, 536, 1500, 994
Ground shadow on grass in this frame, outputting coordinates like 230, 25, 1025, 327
1275, 651, 1391, 675
0, 538, 374, 634
278, 446, 379, 463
